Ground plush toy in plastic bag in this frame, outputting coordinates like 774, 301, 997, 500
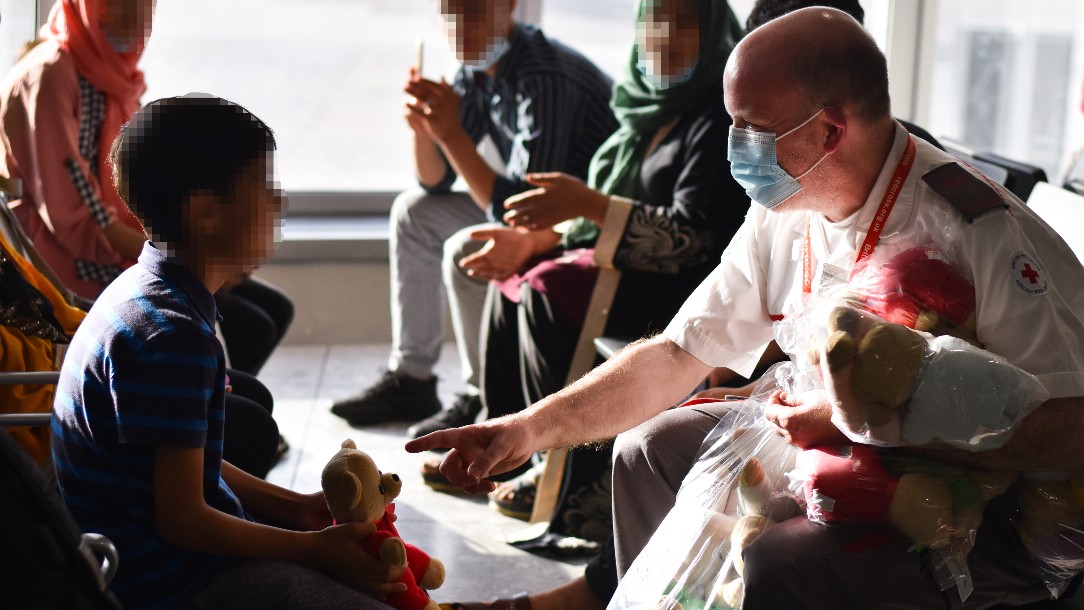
791, 443, 1016, 599
804, 302, 1048, 450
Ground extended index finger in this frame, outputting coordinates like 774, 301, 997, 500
404, 428, 462, 453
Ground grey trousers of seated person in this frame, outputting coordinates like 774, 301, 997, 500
612, 402, 729, 576
184, 558, 395, 609
611, 402, 1052, 609
388, 188, 492, 388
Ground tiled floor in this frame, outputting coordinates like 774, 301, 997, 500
259, 343, 586, 603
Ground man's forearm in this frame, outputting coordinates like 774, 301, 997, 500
413, 133, 448, 188
437, 127, 496, 210
911, 396, 1084, 471
520, 336, 713, 451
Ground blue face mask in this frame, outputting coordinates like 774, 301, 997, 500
461, 35, 510, 71
637, 56, 698, 90
727, 109, 827, 209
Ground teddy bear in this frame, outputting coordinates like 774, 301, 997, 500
814, 304, 1048, 450
321, 439, 445, 610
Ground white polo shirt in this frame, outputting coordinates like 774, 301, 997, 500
664, 123, 1084, 399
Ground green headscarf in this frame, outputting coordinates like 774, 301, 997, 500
565, 0, 742, 246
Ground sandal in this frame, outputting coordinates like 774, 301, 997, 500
420, 456, 463, 494
438, 593, 533, 610
488, 462, 543, 521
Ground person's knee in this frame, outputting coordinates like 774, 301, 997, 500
741, 517, 832, 606
612, 414, 695, 487
391, 188, 436, 233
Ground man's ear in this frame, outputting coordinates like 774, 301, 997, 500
184, 188, 222, 237
820, 106, 847, 154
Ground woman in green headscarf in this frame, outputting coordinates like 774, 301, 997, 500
456, 0, 745, 417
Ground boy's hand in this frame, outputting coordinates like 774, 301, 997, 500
404, 76, 462, 143
307, 523, 407, 598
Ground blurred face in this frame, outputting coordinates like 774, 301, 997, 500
100, 0, 156, 53
638, 0, 700, 87
205, 154, 287, 273
439, 0, 514, 68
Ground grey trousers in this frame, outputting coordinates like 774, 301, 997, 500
185, 559, 395, 609
611, 402, 1053, 609
388, 188, 493, 389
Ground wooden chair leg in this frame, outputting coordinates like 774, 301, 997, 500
528, 448, 569, 524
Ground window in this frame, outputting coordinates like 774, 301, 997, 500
915, 0, 1084, 182
0, 0, 39, 75
140, 0, 645, 195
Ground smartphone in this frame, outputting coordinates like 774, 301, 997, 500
416, 39, 425, 78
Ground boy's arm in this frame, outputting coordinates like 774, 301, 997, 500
220, 460, 331, 532
155, 446, 406, 596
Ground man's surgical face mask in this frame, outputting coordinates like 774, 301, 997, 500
727, 108, 828, 210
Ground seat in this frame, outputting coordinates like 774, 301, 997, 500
941, 138, 1012, 186
973, 151, 1047, 201
0, 428, 121, 609
1026, 182, 1084, 264
938, 139, 1048, 202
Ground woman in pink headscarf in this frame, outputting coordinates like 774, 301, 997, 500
0, 0, 153, 299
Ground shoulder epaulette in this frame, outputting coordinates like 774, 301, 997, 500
921, 162, 1009, 222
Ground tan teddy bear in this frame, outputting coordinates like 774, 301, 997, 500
322, 439, 445, 610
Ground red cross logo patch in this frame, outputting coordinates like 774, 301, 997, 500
1009, 251, 1049, 296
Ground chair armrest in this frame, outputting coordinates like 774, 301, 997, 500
0, 371, 60, 385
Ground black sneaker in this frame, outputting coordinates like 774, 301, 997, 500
407, 392, 483, 439
330, 370, 441, 426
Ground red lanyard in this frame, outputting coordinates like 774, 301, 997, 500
802, 135, 916, 293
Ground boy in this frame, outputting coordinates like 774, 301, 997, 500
52, 95, 401, 609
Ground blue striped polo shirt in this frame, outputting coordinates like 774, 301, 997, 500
52, 242, 245, 609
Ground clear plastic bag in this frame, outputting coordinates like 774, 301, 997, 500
609, 362, 806, 610
1011, 470, 1084, 598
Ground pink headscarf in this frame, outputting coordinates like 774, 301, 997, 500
41, 0, 148, 229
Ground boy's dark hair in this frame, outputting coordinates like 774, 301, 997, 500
109, 94, 277, 246
744, 0, 865, 34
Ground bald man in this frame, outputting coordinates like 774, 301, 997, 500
409, 8, 1084, 607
